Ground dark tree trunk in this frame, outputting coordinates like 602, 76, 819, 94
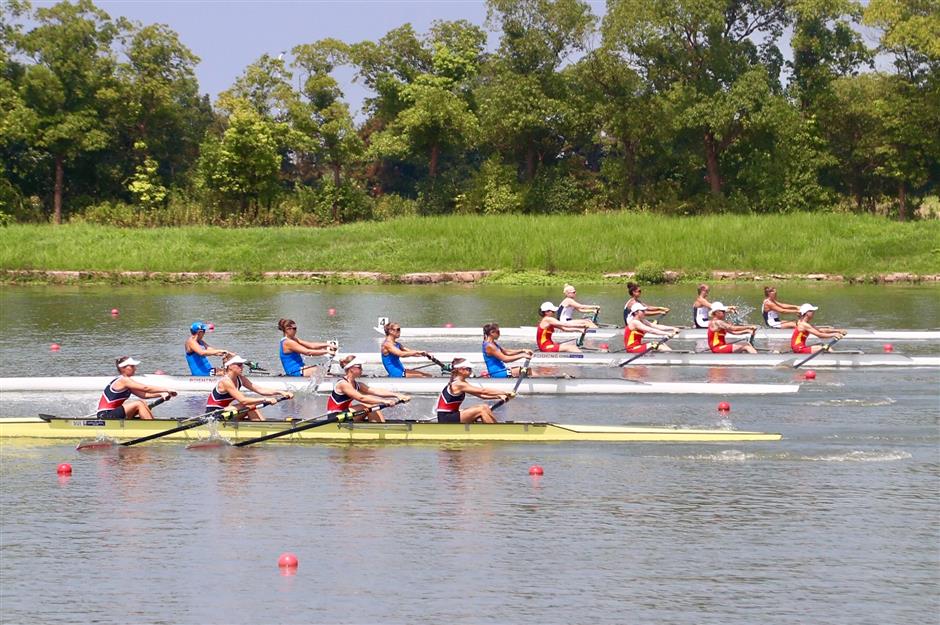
525, 146, 536, 181
703, 132, 722, 195
53, 155, 64, 225
429, 143, 439, 178
898, 181, 907, 221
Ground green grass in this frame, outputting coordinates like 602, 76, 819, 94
2, 213, 938, 280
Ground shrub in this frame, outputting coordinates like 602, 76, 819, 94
373, 194, 419, 221
635, 260, 666, 284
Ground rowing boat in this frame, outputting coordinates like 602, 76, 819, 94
375, 321, 940, 342
334, 352, 940, 368
0, 375, 799, 395
0, 416, 783, 443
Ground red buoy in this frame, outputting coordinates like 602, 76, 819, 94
207, 323, 215, 331
110, 308, 119, 316
56, 463, 72, 475
154, 369, 165, 375
528, 465, 544, 476
278, 552, 299, 569
804, 370, 816, 380
327, 308, 336, 316
444, 322, 454, 328
717, 401, 731, 412
50, 343, 61, 352
883, 343, 893, 353
599, 343, 609, 351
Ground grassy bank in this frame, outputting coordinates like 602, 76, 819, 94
2, 213, 938, 281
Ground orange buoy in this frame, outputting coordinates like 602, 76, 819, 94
528, 465, 544, 476
717, 401, 731, 412
278, 552, 299, 569
804, 370, 816, 380
50, 343, 61, 352
56, 463, 72, 475
883, 343, 893, 353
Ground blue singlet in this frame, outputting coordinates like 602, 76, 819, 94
382, 341, 405, 377
186, 339, 212, 375
482, 340, 510, 378
280, 337, 306, 376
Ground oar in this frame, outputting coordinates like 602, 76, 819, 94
45, 395, 171, 423
423, 353, 452, 373
233, 399, 403, 447
490, 357, 531, 410
792, 337, 842, 369
616, 335, 673, 367
576, 310, 600, 348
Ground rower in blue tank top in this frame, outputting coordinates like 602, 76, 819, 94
277, 318, 336, 377
381, 322, 434, 378
185, 322, 230, 375
482, 323, 533, 378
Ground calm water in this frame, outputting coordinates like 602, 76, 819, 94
1, 283, 938, 625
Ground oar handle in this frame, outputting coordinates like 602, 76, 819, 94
793, 336, 842, 369
617, 335, 672, 366
491, 358, 531, 410
233, 399, 401, 447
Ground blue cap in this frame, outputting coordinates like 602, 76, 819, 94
190, 321, 208, 334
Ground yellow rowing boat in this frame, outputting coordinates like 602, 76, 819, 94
0, 417, 782, 443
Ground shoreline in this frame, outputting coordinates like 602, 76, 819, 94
3, 269, 939, 285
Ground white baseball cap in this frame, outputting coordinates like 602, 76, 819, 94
452, 359, 474, 371
540, 301, 556, 313
710, 302, 728, 314
629, 302, 648, 315
117, 357, 141, 367
799, 303, 819, 315
223, 355, 247, 368
343, 357, 364, 370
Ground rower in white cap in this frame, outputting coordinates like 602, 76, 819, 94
536, 301, 596, 353
96, 356, 178, 420
624, 303, 680, 353
707, 302, 758, 353
326, 356, 411, 423
436, 359, 513, 424
791, 304, 846, 353
205, 355, 292, 421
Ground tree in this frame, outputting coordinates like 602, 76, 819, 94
16, 0, 121, 223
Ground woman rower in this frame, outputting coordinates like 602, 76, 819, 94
482, 323, 533, 378
96, 357, 178, 420
278, 318, 337, 377
761, 286, 801, 329
791, 304, 846, 354
707, 303, 758, 353
381, 322, 434, 378
623, 282, 670, 324
328, 356, 411, 423
624, 304, 679, 353
557, 284, 600, 323
692, 284, 736, 329
185, 321, 230, 376
436, 359, 513, 424
205, 355, 291, 422
537, 302, 595, 353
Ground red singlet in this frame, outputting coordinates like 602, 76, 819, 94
537, 323, 560, 352
791, 328, 813, 354
624, 327, 648, 353
707, 325, 734, 354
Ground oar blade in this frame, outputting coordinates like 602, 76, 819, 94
185, 437, 232, 451
76, 437, 118, 451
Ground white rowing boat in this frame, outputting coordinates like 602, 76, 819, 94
0, 375, 799, 395
338, 351, 940, 368
375, 320, 940, 342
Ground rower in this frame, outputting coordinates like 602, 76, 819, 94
557, 284, 600, 323
707, 302, 758, 353
624, 304, 679, 353
278, 318, 337, 377
185, 322, 230, 376
693, 284, 737, 329
96, 356, 177, 420
381, 322, 434, 378
623, 282, 670, 324
791, 304, 846, 354
436, 359, 512, 424
328, 356, 411, 422
205, 355, 291, 421
482, 323, 533, 378
537, 302, 595, 353
762, 286, 801, 329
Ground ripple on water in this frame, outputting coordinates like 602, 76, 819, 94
808, 397, 897, 407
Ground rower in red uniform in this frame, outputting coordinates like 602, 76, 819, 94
791, 304, 846, 353
536, 301, 595, 353
96, 356, 177, 419
624, 303, 679, 353
436, 359, 513, 424
707, 302, 758, 353
327, 356, 410, 423
205, 355, 292, 421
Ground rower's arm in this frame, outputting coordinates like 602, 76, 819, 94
384, 342, 425, 358
124, 378, 177, 399
241, 378, 288, 398
459, 382, 508, 400
188, 338, 228, 357
353, 383, 406, 404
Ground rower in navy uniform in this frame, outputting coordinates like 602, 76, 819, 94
96, 356, 177, 420
556, 284, 600, 323
328, 356, 411, 422
205, 355, 291, 421
277, 318, 337, 377
436, 359, 513, 424
623, 282, 670, 325
692, 284, 737, 329
482, 323, 533, 378
185, 321, 231, 376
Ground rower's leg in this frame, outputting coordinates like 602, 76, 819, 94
124, 400, 153, 420
461, 406, 496, 424
404, 369, 432, 378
